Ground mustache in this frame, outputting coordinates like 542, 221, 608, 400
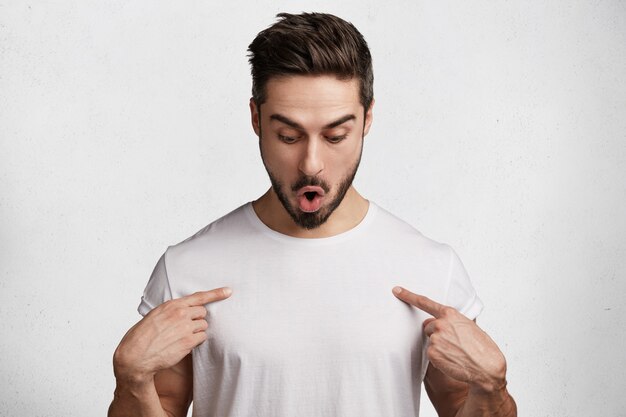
291, 176, 330, 194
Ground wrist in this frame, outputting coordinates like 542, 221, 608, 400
113, 374, 156, 400
465, 381, 517, 417
469, 377, 508, 396
113, 364, 155, 388
113, 362, 155, 392
470, 353, 508, 395
112, 348, 155, 388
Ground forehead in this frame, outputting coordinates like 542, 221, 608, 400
263, 75, 361, 121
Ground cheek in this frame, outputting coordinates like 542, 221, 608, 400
336, 142, 361, 168
261, 142, 297, 172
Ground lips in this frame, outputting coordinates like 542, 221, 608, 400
296, 186, 325, 212
296, 186, 326, 197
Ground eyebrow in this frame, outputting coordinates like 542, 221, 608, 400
269, 113, 356, 130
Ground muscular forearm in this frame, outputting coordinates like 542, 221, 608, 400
455, 384, 517, 417
108, 378, 170, 417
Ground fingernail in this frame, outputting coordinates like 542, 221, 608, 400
223, 287, 232, 296
393, 286, 402, 295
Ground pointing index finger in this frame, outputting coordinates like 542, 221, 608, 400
392, 286, 445, 318
184, 287, 232, 306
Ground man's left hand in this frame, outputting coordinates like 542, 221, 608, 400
392, 286, 508, 393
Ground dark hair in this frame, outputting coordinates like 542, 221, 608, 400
247, 12, 374, 111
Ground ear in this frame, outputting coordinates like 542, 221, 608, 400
249, 98, 261, 137
363, 98, 375, 137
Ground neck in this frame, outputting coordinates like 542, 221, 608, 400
252, 186, 369, 239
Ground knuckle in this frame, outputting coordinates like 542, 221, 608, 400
426, 345, 437, 359
434, 321, 447, 332
196, 332, 208, 344
171, 307, 187, 320
181, 335, 195, 347
425, 320, 440, 333
441, 306, 456, 317
159, 300, 177, 313
183, 333, 205, 349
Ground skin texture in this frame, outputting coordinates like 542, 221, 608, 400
108, 288, 232, 417
108, 74, 517, 417
250, 75, 373, 238
392, 286, 518, 417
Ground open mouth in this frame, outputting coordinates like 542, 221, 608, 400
296, 186, 325, 213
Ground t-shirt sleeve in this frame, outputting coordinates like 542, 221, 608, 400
444, 246, 484, 320
137, 251, 173, 317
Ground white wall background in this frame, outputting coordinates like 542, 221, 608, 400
1, 1, 625, 416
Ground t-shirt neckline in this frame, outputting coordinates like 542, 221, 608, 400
244, 200, 378, 246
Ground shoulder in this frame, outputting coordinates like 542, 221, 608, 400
164, 202, 253, 260
371, 201, 454, 259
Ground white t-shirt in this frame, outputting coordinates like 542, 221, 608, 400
139, 201, 483, 417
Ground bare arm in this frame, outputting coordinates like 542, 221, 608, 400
392, 288, 518, 417
424, 343, 517, 417
154, 354, 194, 417
108, 288, 232, 417
108, 354, 192, 417
424, 362, 468, 417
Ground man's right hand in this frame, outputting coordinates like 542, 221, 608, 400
112, 287, 233, 386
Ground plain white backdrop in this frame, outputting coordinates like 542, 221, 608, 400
1, 1, 625, 416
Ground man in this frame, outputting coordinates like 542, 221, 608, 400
108, 12, 517, 417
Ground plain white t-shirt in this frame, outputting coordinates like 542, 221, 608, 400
138, 201, 483, 417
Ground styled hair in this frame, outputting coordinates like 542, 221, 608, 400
247, 12, 374, 111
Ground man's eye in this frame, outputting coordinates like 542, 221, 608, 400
327, 135, 347, 143
278, 134, 297, 144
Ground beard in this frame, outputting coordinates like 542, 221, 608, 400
260, 139, 363, 230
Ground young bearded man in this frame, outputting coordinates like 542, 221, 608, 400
108, 12, 517, 417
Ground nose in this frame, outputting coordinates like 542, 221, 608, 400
298, 137, 324, 177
